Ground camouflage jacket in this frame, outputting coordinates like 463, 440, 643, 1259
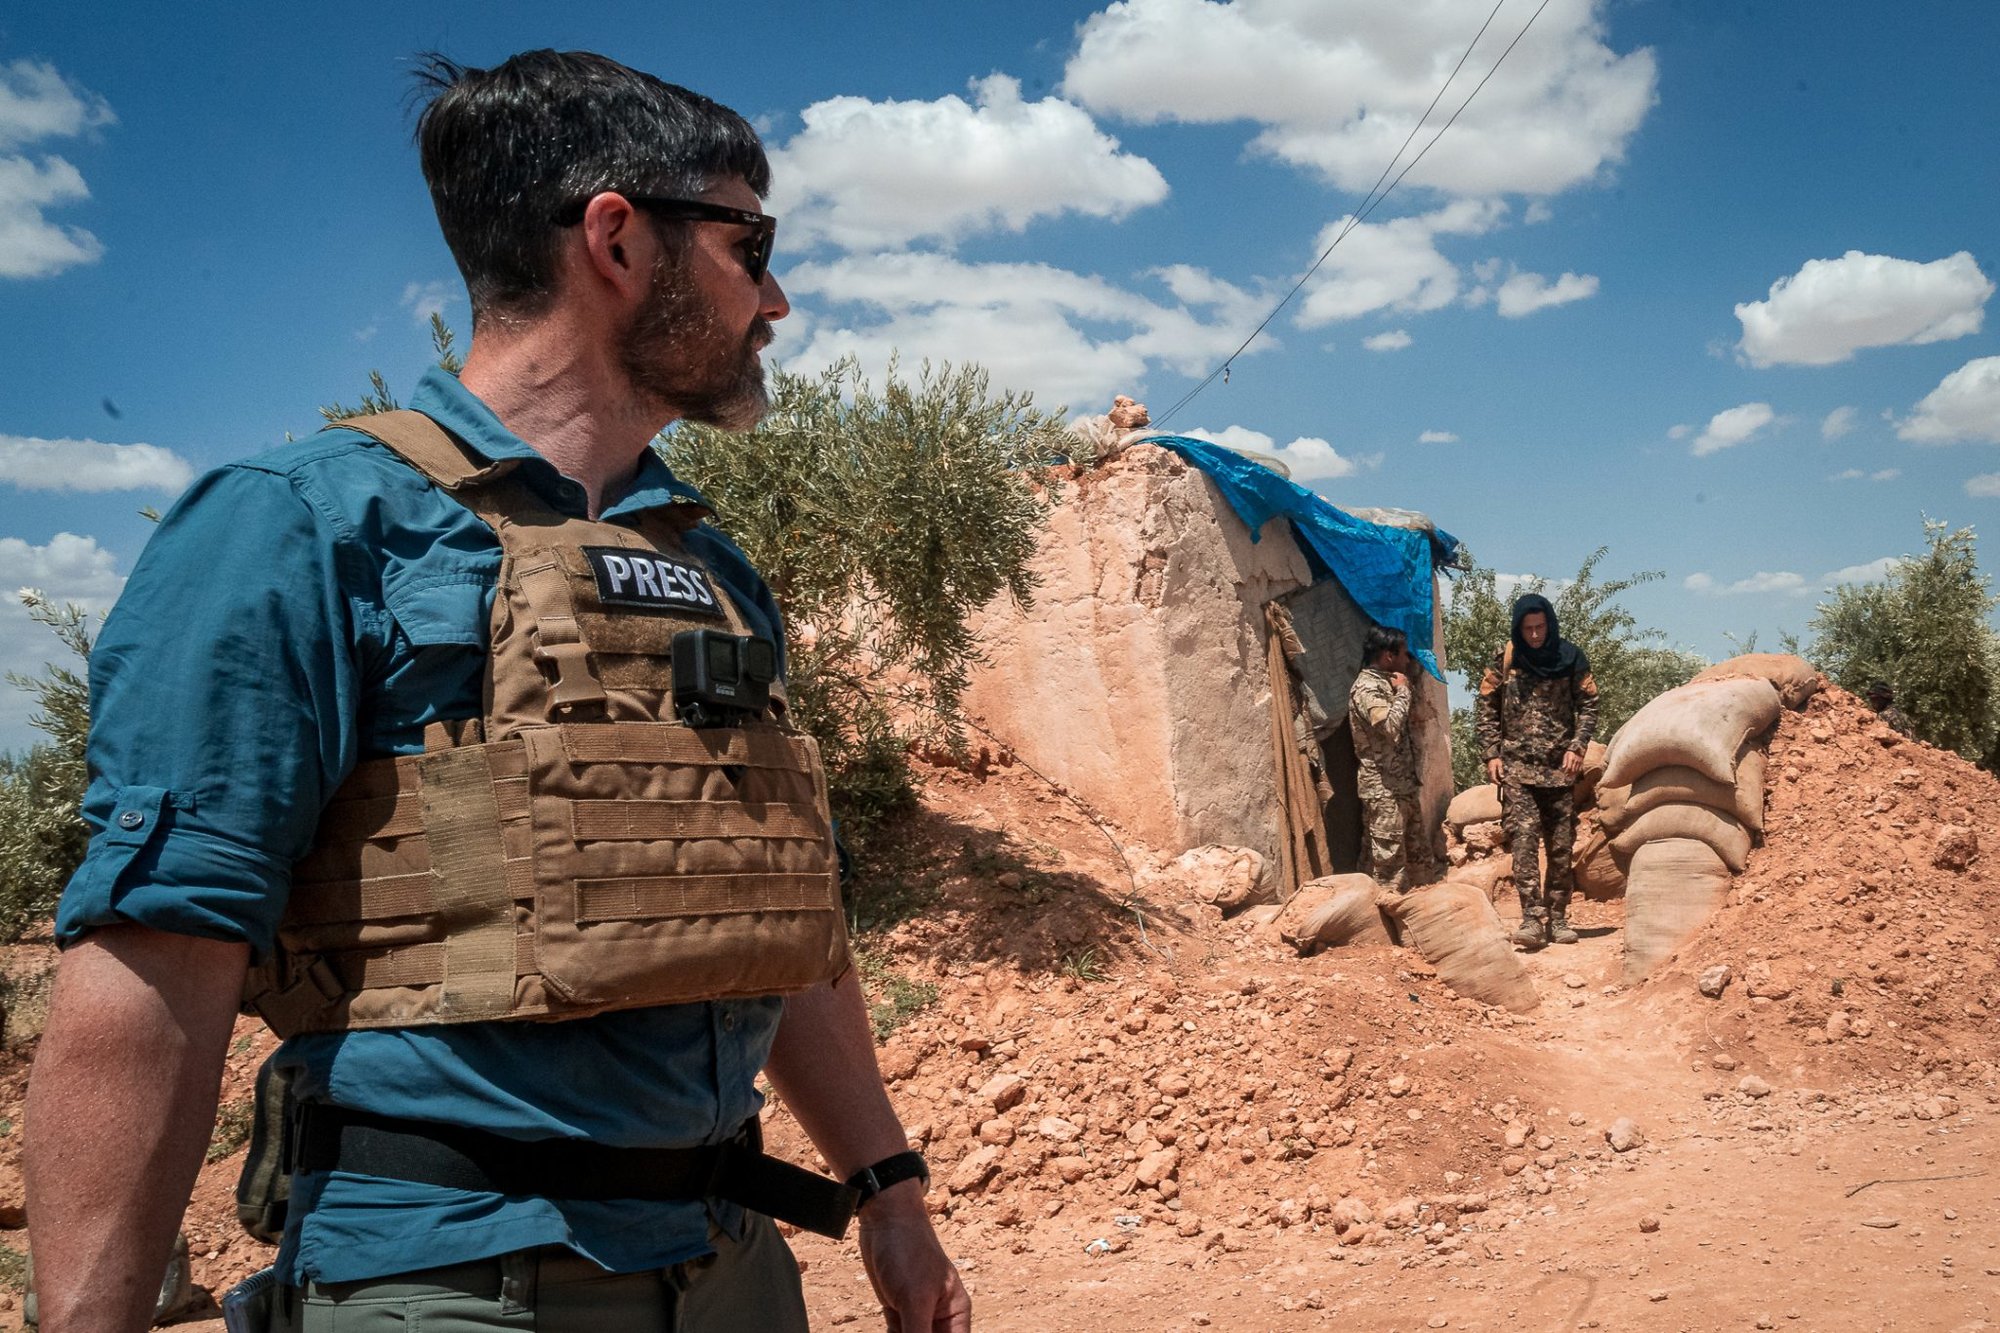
1474, 645, 1599, 787
1877, 704, 1912, 737
1348, 667, 1420, 797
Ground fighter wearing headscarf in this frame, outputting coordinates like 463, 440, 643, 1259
1475, 593, 1599, 949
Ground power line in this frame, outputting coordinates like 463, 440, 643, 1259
1156, 0, 1555, 429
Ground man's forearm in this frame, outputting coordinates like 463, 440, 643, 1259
765, 970, 911, 1180
25, 927, 250, 1333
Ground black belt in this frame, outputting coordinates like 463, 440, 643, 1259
290, 1103, 860, 1240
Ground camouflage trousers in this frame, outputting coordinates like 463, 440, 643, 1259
1505, 781, 1574, 919
1361, 790, 1436, 894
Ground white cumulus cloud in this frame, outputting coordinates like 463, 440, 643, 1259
1062, 0, 1657, 198
0, 59, 114, 280
1493, 270, 1599, 317
1294, 199, 1505, 327
401, 279, 460, 324
1693, 557, 1903, 596
1363, 329, 1412, 351
1689, 402, 1778, 457
775, 252, 1265, 410
0, 434, 194, 492
1683, 570, 1810, 597
1176, 424, 1360, 483
1897, 356, 2000, 445
769, 75, 1168, 251
1822, 557, 1901, 585
1820, 406, 1858, 439
1827, 467, 1898, 483
1734, 251, 1992, 368
1967, 474, 2000, 499
1418, 429, 1458, 444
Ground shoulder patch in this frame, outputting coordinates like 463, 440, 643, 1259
584, 546, 725, 617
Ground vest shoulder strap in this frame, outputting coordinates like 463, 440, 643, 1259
328, 409, 519, 492
1502, 641, 1513, 673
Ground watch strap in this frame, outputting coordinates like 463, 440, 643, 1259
846, 1150, 930, 1206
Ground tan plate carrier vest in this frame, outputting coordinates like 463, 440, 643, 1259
242, 412, 849, 1037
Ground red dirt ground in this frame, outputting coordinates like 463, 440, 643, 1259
3, 682, 1996, 1331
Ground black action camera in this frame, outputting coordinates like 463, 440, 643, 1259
672, 629, 778, 727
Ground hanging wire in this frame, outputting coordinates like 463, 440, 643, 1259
1155, 0, 1556, 429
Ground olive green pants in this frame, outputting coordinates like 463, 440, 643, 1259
275, 1215, 808, 1332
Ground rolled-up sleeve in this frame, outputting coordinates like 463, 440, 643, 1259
56, 462, 361, 958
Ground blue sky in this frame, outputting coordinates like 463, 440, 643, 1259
3, 1, 1998, 750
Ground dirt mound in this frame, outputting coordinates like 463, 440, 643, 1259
3, 683, 1998, 1330
1626, 684, 2000, 1091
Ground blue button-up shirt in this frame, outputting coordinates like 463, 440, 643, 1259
57, 368, 788, 1282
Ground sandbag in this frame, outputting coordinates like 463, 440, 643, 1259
1608, 801, 1751, 872
1595, 780, 1631, 830
1691, 653, 1820, 710
1175, 844, 1273, 912
1602, 678, 1782, 788
1599, 756, 1767, 836
1623, 837, 1732, 981
1572, 817, 1626, 901
1386, 882, 1539, 1013
1734, 747, 1767, 832
1572, 740, 1610, 810
1445, 856, 1514, 906
1446, 784, 1503, 829
1277, 874, 1392, 953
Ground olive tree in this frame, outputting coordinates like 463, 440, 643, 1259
0, 596, 92, 939
1809, 518, 2000, 766
667, 356, 1071, 851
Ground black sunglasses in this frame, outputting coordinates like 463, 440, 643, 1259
555, 195, 777, 283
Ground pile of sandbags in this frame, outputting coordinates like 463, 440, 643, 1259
1597, 656, 1812, 979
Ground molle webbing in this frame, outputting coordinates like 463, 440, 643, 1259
245, 411, 848, 1035
255, 721, 845, 1034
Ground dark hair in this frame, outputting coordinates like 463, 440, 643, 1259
1361, 625, 1407, 667
412, 50, 772, 321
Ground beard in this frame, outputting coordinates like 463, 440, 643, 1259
620, 254, 772, 431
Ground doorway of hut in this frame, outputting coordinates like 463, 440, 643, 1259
1271, 578, 1372, 878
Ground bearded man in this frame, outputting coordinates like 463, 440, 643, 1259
26, 51, 967, 1333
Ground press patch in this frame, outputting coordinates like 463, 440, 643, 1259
584, 547, 724, 616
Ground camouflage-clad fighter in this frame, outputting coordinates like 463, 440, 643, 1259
1348, 625, 1438, 893
1866, 680, 1913, 737
1476, 593, 1599, 950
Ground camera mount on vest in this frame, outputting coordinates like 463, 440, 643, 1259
673, 629, 778, 728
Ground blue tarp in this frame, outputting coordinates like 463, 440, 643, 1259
1144, 435, 1457, 681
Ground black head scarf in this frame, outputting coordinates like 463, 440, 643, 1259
1510, 593, 1582, 678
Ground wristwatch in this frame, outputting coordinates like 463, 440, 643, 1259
845, 1150, 930, 1207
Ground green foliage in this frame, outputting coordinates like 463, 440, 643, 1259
0, 595, 93, 940
321, 315, 462, 421
0, 1241, 25, 1293
668, 357, 1070, 853
1060, 946, 1108, 983
320, 368, 400, 422
855, 944, 940, 1040
1441, 548, 1706, 790
207, 1097, 256, 1163
1808, 519, 2000, 765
